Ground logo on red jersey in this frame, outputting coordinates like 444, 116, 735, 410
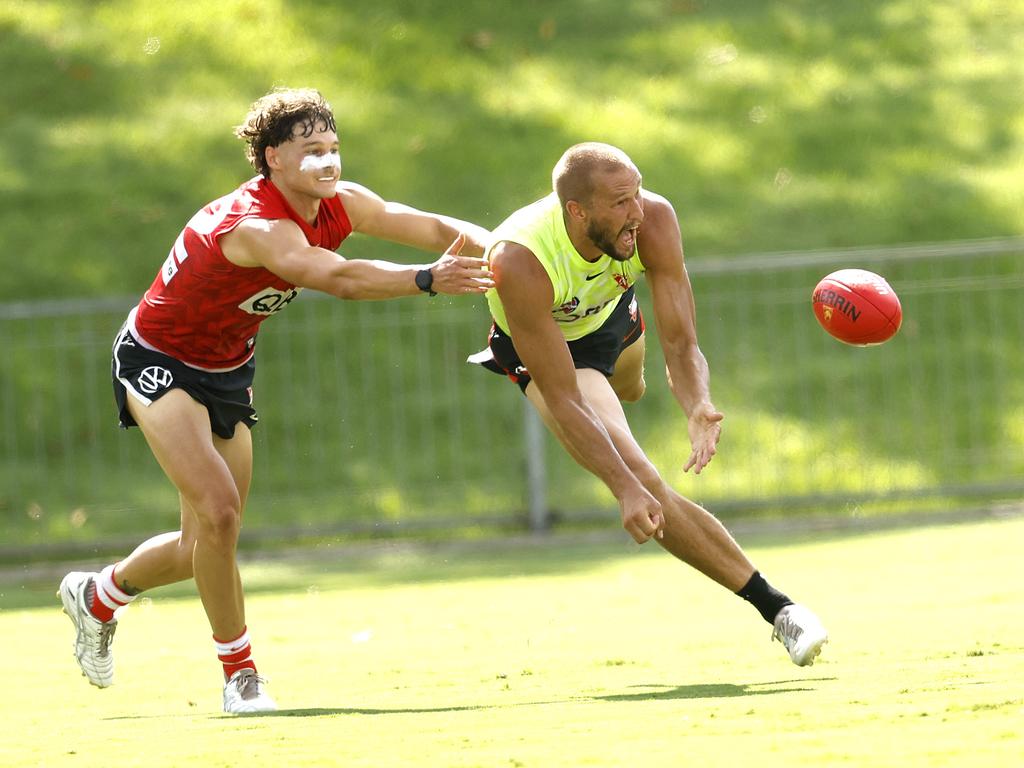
238, 287, 302, 316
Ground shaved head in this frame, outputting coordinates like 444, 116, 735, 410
552, 142, 638, 208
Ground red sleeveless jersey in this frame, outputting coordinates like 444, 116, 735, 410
131, 177, 353, 370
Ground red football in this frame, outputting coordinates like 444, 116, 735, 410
812, 269, 902, 345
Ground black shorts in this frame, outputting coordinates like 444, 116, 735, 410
111, 324, 258, 439
473, 287, 645, 393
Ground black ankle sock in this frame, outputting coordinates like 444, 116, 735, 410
736, 571, 793, 624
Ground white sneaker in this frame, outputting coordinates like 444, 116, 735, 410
223, 669, 277, 714
772, 603, 828, 666
58, 571, 117, 687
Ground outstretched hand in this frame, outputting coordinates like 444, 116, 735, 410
428, 233, 495, 295
683, 403, 724, 474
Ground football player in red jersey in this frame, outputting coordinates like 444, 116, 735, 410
58, 88, 493, 713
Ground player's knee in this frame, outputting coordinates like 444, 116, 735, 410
202, 510, 241, 549
192, 491, 242, 546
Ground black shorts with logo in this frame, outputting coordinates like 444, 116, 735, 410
474, 287, 645, 393
111, 324, 258, 439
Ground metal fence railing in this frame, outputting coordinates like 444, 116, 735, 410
2, 238, 1023, 551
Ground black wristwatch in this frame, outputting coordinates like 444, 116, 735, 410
415, 268, 436, 296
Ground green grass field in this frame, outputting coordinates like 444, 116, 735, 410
3, 515, 1021, 767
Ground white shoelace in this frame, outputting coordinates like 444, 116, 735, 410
772, 611, 802, 647
73, 591, 116, 658
96, 622, 116, 656
233, 672, 270, 701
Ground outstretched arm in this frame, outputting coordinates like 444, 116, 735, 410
339, 181, 492, 256
493, 241, 663, 543
221, 218, 492, 299
638, 193, 723, 474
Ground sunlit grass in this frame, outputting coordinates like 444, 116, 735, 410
2, 517, 1022, 766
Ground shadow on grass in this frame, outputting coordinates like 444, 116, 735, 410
591, 678, 835, 702
103, 677, 835, 720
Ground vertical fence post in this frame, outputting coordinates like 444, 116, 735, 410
523, 398, 549, 532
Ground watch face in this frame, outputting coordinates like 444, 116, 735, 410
416, 269, 433, 292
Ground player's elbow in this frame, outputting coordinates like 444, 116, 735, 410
315, 257, 372, 300
329, 281, 361, 300
536, 380, 589, 418
326, 265, 373, 300
663, 336, 702, 370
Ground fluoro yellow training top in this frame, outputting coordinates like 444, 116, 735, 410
485, 192, 645, 341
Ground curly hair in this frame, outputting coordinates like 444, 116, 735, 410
234, 88, 337, 177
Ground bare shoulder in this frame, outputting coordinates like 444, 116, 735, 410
637, 190, 684, 272
335, 181, 383, 230
491, 240, 547, 283
491, 239, 535, 265
491, 240, 553, 306
639, 190, 680, 233
335, 180, 377, 202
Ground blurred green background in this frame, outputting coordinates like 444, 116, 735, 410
4, 0, 1022, 298
1, 0, 1022, 554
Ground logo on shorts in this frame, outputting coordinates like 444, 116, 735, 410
238, 287, 302, 316
137, 365, 173, 394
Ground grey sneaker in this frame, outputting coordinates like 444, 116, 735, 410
223, 669, 277, 714
58, 571, 116, 687
772, 604, 828, 666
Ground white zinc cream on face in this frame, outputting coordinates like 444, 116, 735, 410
299, 151, 341, 175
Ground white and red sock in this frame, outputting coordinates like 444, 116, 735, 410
214, 627, 257, 680
88, 563, 136, 623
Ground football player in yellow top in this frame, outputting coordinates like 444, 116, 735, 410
471, 142, 828, 665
